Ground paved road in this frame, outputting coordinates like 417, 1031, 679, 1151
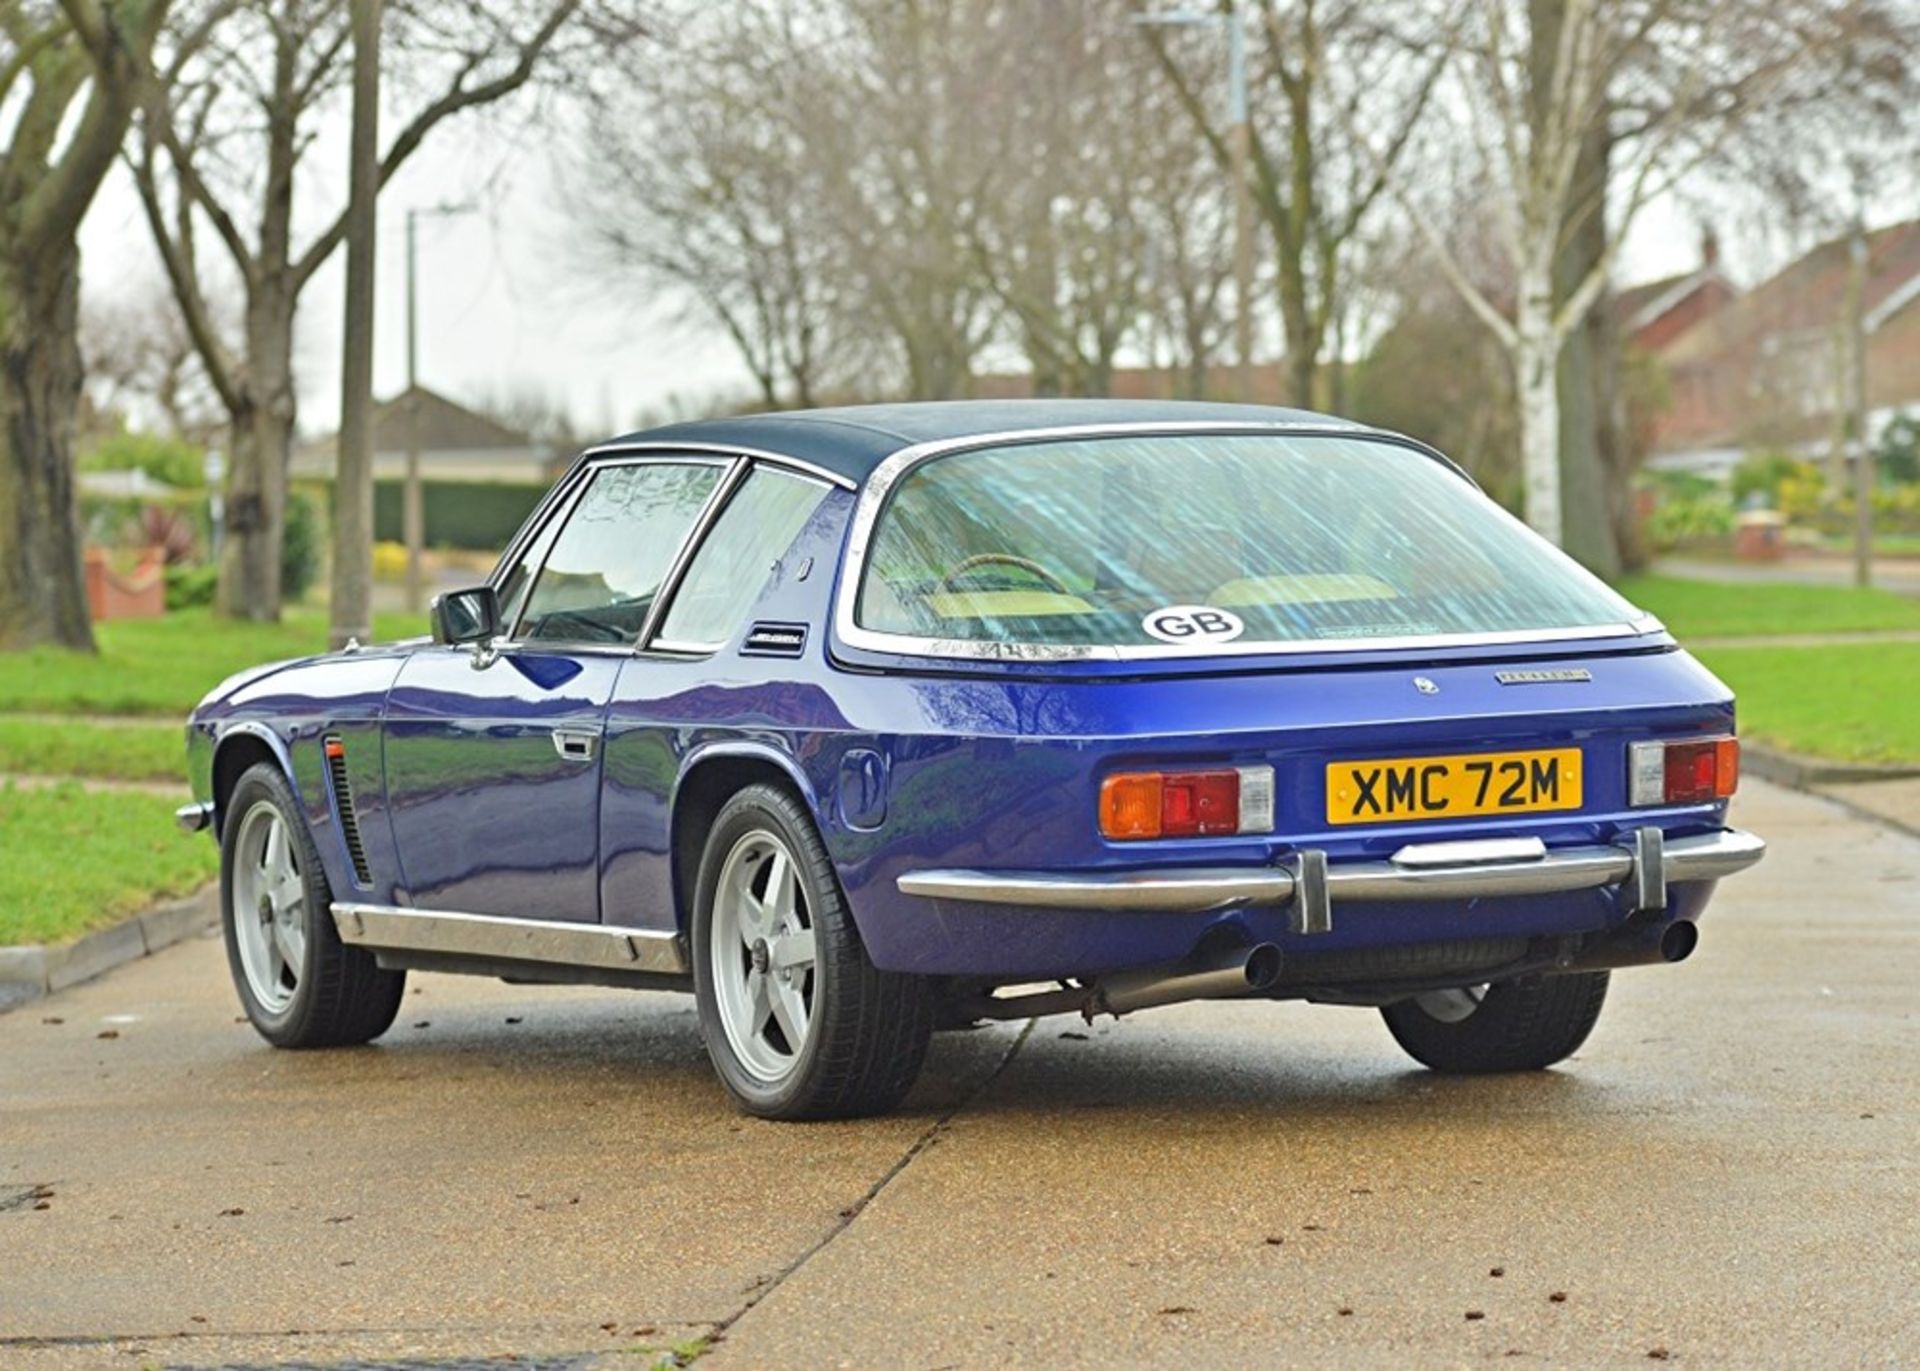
3, 778, 1915, 1369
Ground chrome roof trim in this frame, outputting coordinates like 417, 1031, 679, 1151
828, 421, 1664, 664
581, 439, 858, 491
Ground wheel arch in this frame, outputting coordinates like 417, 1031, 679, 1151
210, 724, 296, 835
669, 744, 824, 933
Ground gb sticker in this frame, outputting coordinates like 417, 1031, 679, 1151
1142, 605, 1245, 645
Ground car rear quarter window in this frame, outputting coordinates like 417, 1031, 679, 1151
855, 433, 1644, 651
655, 467, 829, 650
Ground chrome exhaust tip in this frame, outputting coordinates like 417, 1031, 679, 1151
1095, 942, 1283, 1018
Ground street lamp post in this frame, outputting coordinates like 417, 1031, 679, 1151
1135, 3, 1254, 403
404, 203, 475, 612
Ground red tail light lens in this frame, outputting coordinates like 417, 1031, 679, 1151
1100, 766, 1274, 840
1629, 736, 1739, 806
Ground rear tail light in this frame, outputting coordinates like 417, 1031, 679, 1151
1628, 737, 1739, 806
1100, 765, 1274, 840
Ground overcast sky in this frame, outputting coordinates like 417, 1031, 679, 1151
76, 88, 1864, 448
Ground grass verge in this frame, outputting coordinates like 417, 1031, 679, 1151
0, 717, 189, 783
1618, 574, 1920, 639
1698, 642, 1920, 765
0, 608, 422, 717
0, 783, 221, 946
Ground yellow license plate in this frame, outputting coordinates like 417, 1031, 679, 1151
1325, 748, 1582, 825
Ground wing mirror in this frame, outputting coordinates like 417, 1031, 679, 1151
431, 585, 499, 648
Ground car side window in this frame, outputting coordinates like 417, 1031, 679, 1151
515, 461, 724, 646
655, 467, 828, 649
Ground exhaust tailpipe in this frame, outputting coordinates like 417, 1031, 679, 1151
1095, 943, 1283, 1018
1561, 919, 1698, 973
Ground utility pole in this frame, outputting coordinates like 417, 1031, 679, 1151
403, 203, 475, 613
1847, 188, 1873, 589
1135, 2, 1255, 402
329, 0, 381, 651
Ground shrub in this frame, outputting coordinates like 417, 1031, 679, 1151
1877, 414, 1919, 486
372, 540, 409, 581
282, 490, 320, 602
1645, 493, 1734, 551
1730, 452, 1822, 509
79, 430, 207, 489
164, 563, 219, 610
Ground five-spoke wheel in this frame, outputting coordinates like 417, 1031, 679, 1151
709, 830, 819, 1082
692, 783, 933, 1119
220, 761, 405, 1047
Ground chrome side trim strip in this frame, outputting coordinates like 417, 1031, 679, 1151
896, 828, 1765, 915
331, 903, 689, 976
829, 421, 1666, 664
894, 867, 1297, 913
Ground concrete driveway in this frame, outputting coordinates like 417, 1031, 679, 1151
2, 778, 1915, 1368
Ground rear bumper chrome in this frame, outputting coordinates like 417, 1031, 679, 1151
175, 801, 214, 834
896, 827, 1765, 930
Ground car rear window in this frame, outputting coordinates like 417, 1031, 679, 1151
854, 433, 1646, 651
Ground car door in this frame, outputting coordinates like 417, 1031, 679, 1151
383, 456, 733, 921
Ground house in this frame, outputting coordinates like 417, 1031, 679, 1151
293, 385, 566, 485
1644, 218, 1920, 477
1614, 231, 1737, 355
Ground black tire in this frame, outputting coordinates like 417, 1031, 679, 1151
220, 761, 405, 1048
691, 783, 933, 1120
1380, 971, 1609, 1074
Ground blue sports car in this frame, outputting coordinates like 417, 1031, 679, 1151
179, 400, 1765, 1119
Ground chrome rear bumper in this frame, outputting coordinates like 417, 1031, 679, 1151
896, 827, 1765, 932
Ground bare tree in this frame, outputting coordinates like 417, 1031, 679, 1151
1146, 0, 1448, 409
1358, 0, 1900, 547
82, 279, 229, 441
133, 0, 640, 621
1, 0, 171, 651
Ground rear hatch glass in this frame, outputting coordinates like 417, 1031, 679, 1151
855, 433, 1649, 654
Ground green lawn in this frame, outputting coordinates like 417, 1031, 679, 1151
1617, 574, 1920, 639
1699, 642, 1920, 765
0, 783, 220, 945
0, 717, 189, 783
0, 608, 423, 717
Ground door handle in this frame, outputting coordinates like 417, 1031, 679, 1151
551, 729, 598, 762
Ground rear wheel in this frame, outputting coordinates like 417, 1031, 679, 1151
692, 784, 932, 1120
221, 762, 405, 1047
1380, 972, 1609, 1074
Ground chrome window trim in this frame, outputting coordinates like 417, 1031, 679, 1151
581, 439, 857, 492
491, 453, 743, 653
831, 421, 1665, 663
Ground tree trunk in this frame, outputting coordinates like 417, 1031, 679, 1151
1515, 264, 1564, 546
0, 245, 96, 651
218, 292, 298, 621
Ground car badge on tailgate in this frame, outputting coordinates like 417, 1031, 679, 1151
1495, 668, 1594, 685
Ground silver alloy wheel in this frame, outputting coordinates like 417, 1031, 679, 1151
710, 828, 818, 1083
1415, 984, 1489, 1024
231, 799, 307, 1014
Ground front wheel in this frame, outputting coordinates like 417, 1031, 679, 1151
221, 762, 405, 1047
1380, 972, 1609, 1074
691, 784, 932, 1120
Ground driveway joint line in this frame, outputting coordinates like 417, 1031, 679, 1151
707, 1017, 1036, 1341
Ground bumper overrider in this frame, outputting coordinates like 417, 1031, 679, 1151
898, 827, 1765, 931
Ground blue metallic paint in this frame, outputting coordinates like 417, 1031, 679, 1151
183, 408, 1748, 994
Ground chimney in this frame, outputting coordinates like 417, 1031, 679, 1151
1700, 226, 1720, 273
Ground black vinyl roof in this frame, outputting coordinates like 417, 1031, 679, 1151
597, 399, 1374, 485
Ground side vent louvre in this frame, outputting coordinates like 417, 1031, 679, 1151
323, 737, 374, 888
742, 621, 808, 658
